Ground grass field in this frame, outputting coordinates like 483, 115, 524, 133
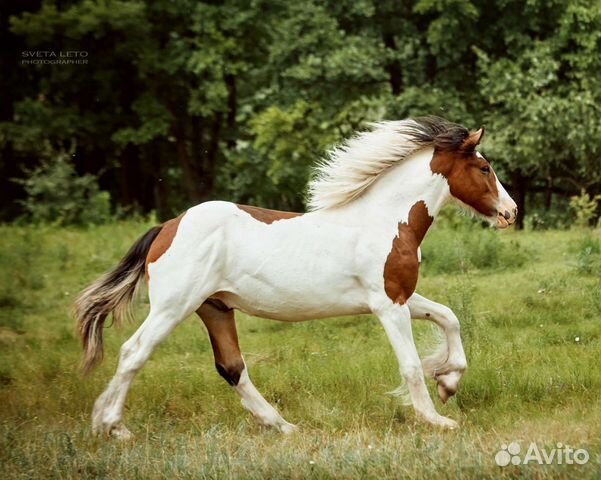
1, 215, 600, 479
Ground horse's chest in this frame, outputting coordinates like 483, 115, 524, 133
382, 225, 419, 305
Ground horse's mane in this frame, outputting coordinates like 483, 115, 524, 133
307, 116, 470, 211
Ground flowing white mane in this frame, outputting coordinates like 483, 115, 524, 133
307, 120, 436, 211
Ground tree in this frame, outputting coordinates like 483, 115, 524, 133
1, 0, 599, 227
476, 0, 601, 227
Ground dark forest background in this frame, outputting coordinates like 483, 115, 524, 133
1, 0, 600, 228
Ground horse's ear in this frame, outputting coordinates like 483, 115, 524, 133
462, 127, 485, 151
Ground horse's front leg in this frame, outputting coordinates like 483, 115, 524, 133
408, 293, 467, 403
374, 302, 458, 429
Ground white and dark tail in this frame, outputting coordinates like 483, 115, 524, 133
74, 226, 162, 374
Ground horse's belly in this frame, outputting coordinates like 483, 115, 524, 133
211, 287, 370, 322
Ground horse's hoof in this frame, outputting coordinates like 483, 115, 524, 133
437, 383, 455, 404
429, 415, 458, 430
109, 423, 134, 441
435, 371, 460, 403
438, 417, 458, 430
279, 422, 298, 435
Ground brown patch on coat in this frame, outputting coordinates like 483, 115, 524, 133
236, 204, 302, 224
197, 302, 244, 386
407, 200, 433, 244
383, 201, 433, 305
145, 215, 183, 276
430, 130, 499, 217
383, 224, 419, 305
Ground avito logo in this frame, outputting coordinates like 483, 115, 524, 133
495, 442, 589, 467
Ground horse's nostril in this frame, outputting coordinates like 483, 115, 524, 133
503, 210, 511, 220
513, 207, 518, 215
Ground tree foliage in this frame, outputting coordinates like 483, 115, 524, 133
1, 0, 600, 225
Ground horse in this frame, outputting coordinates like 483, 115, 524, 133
75, 116, 517, 439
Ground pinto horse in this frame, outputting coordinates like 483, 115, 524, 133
76, 117, 517, 439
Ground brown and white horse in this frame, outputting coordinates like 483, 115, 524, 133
76, 117, 517, 439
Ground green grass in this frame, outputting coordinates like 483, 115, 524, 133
1, 219, 601, 479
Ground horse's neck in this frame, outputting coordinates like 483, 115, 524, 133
334, 148, 450, 231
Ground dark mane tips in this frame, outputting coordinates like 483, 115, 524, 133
410, 116, 470, 152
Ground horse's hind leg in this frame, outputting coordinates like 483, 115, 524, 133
92, 305, 190, 439
197, 301, 297, 434
408, 293, 467, 403
92, 269, 216, 438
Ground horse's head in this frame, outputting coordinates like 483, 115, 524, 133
431, 128, 517, 228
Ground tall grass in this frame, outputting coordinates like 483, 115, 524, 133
1, 221, 600, 479
420, 208, 534, 275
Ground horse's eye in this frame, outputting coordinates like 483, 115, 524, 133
480, 165, 490, 175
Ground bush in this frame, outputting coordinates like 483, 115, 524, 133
14, 146, 112, 226
573, 233, 601, 275
569, 189, 601, 228
524, 210, 572, 231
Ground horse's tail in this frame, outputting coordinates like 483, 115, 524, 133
75, 226, 162, 374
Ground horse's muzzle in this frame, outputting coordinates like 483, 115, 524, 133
496, 206, 517, 229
